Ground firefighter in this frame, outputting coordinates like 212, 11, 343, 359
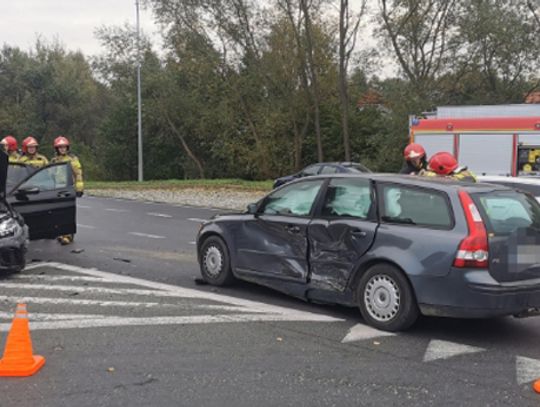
20, 137, 48, 167
0, 135, 21, 163
400, 143, 428, 174
51, 136, 84, 245
424, 152, 477, 182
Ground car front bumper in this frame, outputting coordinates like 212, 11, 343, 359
411, 269, 540, 318
0, 223, 28, 272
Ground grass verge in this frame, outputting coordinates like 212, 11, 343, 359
86, 178, 273, 192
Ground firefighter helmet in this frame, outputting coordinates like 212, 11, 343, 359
1, 136, 17, 152
403, 143, 426, 160
428, 152, 459, 175
22, 136, 39, 154
54, 136, 70, 148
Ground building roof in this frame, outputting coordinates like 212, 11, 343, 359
525, 91, 540, 104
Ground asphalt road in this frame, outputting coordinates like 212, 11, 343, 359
0, 196, 538, 406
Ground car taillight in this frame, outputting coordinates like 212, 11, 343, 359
453, 190, 489, 268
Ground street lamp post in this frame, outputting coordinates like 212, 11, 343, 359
136, 0, 143, 182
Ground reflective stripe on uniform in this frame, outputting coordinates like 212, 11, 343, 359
8, 152, 21, 163
19, 154, 49, 167
452, 169, 477, 183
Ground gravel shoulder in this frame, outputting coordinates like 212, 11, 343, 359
87, 188, 268, 211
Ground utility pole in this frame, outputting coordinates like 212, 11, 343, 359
136, 0, 143, 181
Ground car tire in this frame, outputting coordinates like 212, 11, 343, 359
199, 236, 235, 286
356, 264, 419, 332
8, 252, 25, 274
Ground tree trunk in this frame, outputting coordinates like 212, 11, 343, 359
339, 79, 350, 161
237, 94, 271, 178
293, 110, 310, 171
163, 112, 205, 179
339, 0, 351, 161
300, 0, 323, 162
281, 0, 316, 167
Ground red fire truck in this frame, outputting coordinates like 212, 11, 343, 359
410, 104, 540, 176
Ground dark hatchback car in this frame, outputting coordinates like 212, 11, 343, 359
0, 152, 76, 272
273, 162, 370, 189
197, 174, 540, 331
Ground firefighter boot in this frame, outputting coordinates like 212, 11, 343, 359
58, 235, 74, 245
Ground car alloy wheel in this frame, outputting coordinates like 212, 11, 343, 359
364, 274, 400, 322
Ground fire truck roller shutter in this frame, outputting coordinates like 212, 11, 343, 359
458, 134, 514, 176
518, 134, 540, 146
412, 134, 454, 158
517, 134, 540, 174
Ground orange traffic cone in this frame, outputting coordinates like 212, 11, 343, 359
534, 379, 540, 394
0, 304, 45, 377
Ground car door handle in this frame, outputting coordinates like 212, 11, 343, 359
57, 191, 71, 198
285, 225, 301, 234
351, 229, 368, 238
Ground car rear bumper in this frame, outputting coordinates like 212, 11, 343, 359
412, 269, 540, 318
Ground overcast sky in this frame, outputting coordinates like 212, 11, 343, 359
1, 1, 395, 77
1, 0, 160, 55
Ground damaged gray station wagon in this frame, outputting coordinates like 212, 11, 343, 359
197, 174, 540, 331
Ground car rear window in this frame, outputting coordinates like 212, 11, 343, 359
472, 191, 540, 235
347, 164, 371, 173
380, 184, 453, 229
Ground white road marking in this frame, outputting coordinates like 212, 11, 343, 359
128, 232, 166, 239
147, 212, 173, 218
0, 283, 203, 298
188, 218, 207, 223
14, 275, 107, 283
516, 356, 540, 385
77, 205, 92, 209
0, 295, 168, 308
189, 241, 197, 245
0, 313, 341, 332
105, 208, 128, 213
0, 295, 254, 313
27, 262, 344, 321
0, 312, 107, 321
423, 340, 485, 362
24, 263, 49, 271
341, 323, 396, 343
77, 224, 96, 229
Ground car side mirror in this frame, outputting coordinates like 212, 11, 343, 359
247, 203, 258, 215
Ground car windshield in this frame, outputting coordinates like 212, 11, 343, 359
472, 191, 540, 235
7, 164, 36, 193
346, 164, 371, 173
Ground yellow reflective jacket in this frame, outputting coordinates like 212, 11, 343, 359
51, 153, 84, 192
19, 153, 49, 168
451, 168, 477, 183
8, 152, 21, 163
419, 168, 477, 182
